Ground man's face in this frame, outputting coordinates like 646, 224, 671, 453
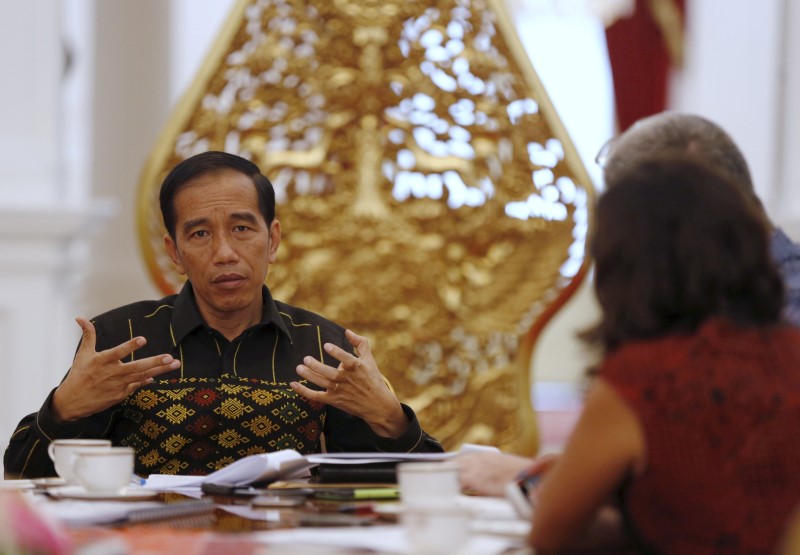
164, 169, 280, 325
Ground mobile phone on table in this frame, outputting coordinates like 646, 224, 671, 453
505, 472, 540, 520
298, 513, 377, 527
202, 482, 313, 497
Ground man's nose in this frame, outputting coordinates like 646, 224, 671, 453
211, 234, 238, 263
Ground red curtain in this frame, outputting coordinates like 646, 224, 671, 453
605, 0, 686, 132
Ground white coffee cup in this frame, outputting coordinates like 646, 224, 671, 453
397, 461, 460, 508
402, 503, 472, 555
47, 439, 112, 485
72, 446, 135, 494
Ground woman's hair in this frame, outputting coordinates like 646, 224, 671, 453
585, 155, 784, 352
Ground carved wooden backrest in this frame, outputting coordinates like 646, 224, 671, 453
137, 0, 594, 454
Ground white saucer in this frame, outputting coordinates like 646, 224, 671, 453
32, 477, 66, 488
0, 479, 35, 490
47, 485, 158, 501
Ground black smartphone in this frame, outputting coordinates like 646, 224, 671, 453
505, 473, 540, 519
202, 482, 314, 497
298, 513, 377, 527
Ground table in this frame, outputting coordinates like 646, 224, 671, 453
2, 481, 533, 555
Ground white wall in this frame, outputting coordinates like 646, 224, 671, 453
670, 0, 786, 222
526, 0, 800, 429
775, 0, 800, 238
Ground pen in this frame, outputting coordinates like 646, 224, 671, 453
130, 474, 146, 486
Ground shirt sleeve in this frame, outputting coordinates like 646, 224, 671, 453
320, 327, 444, 454
4, 321, 122, 479
323, 403, 444, 453
3, 389, 117, 479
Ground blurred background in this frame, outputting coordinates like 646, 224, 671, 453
1, 0, 799, 470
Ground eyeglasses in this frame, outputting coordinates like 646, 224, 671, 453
594, 137, 616, 169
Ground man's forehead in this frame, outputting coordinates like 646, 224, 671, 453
174, 178, 261, 220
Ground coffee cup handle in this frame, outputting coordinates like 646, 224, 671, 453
47, 442, 56, 462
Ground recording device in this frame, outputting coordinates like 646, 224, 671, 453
505, 472, 540, 520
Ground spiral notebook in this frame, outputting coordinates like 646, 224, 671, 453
123, 499, 216, 524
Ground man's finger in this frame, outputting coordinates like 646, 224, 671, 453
124, 355, 181, 379
345, 329, 371, 358
74, 317, 98, 354
125, 376, 154, 396
101, 336, 147, 364
301, 356, 338, 380
322, 343, 358, 367
148, 357, 182, 378
290, 381, 325, 402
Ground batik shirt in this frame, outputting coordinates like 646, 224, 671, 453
5, 284, 442, 478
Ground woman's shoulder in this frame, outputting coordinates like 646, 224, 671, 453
600, 317, 800, 391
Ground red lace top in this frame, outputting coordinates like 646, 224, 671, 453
600, 318, 800, 554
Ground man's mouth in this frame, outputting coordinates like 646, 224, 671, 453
213, 274, 246, 288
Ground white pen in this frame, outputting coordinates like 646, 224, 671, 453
130, 474, 146, 486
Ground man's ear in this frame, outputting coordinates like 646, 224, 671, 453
163, 234, 187, 275
268, 220, 281, 264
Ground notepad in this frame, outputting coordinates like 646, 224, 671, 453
145, 449, 313, 489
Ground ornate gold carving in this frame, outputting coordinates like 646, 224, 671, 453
137, 0, 594, 454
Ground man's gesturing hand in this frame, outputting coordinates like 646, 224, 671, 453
290, 329, 410, 438
51, 317, 181, 422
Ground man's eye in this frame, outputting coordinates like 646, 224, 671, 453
192, 230, 209, 238
233, 225, 250, 232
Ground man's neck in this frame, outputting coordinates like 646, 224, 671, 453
203, 305, 263, 342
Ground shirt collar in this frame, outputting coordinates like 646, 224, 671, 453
771, 227, 798, 263
171, 282, 292, 345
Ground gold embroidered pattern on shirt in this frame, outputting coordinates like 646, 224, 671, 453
214, 397, 253, 420
245, 388, 281, 406
118, 375, 324, 475
272, 402, 308, 425
213, 428, 249, 449
162, 388, 195, 401
162, 434, 191, 455
131, 389, 167, 410
157, 404, 196, 425
242, 415, 279, 438
141, 420, 167, 440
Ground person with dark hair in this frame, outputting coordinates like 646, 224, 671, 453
457, 112, 800, 498
528, 156, 800, 553
5, 151, 442, 478
600, 112, 800, 326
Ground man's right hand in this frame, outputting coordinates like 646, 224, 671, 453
51, 317, 181, 422
456, 451, 535, 497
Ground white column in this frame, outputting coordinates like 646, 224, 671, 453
670, 0, 784, 217
0, 207, 112, 444
774, 0, 800, 238
0, 3, 112, 471
0, 2, 61, 204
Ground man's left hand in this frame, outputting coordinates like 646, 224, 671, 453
290, 329, 409, 438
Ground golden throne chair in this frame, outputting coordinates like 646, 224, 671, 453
137, 0, 594, 455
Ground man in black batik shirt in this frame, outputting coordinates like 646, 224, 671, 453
5, 151, 441, 478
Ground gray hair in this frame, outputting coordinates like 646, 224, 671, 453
603, 113, 759, 209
